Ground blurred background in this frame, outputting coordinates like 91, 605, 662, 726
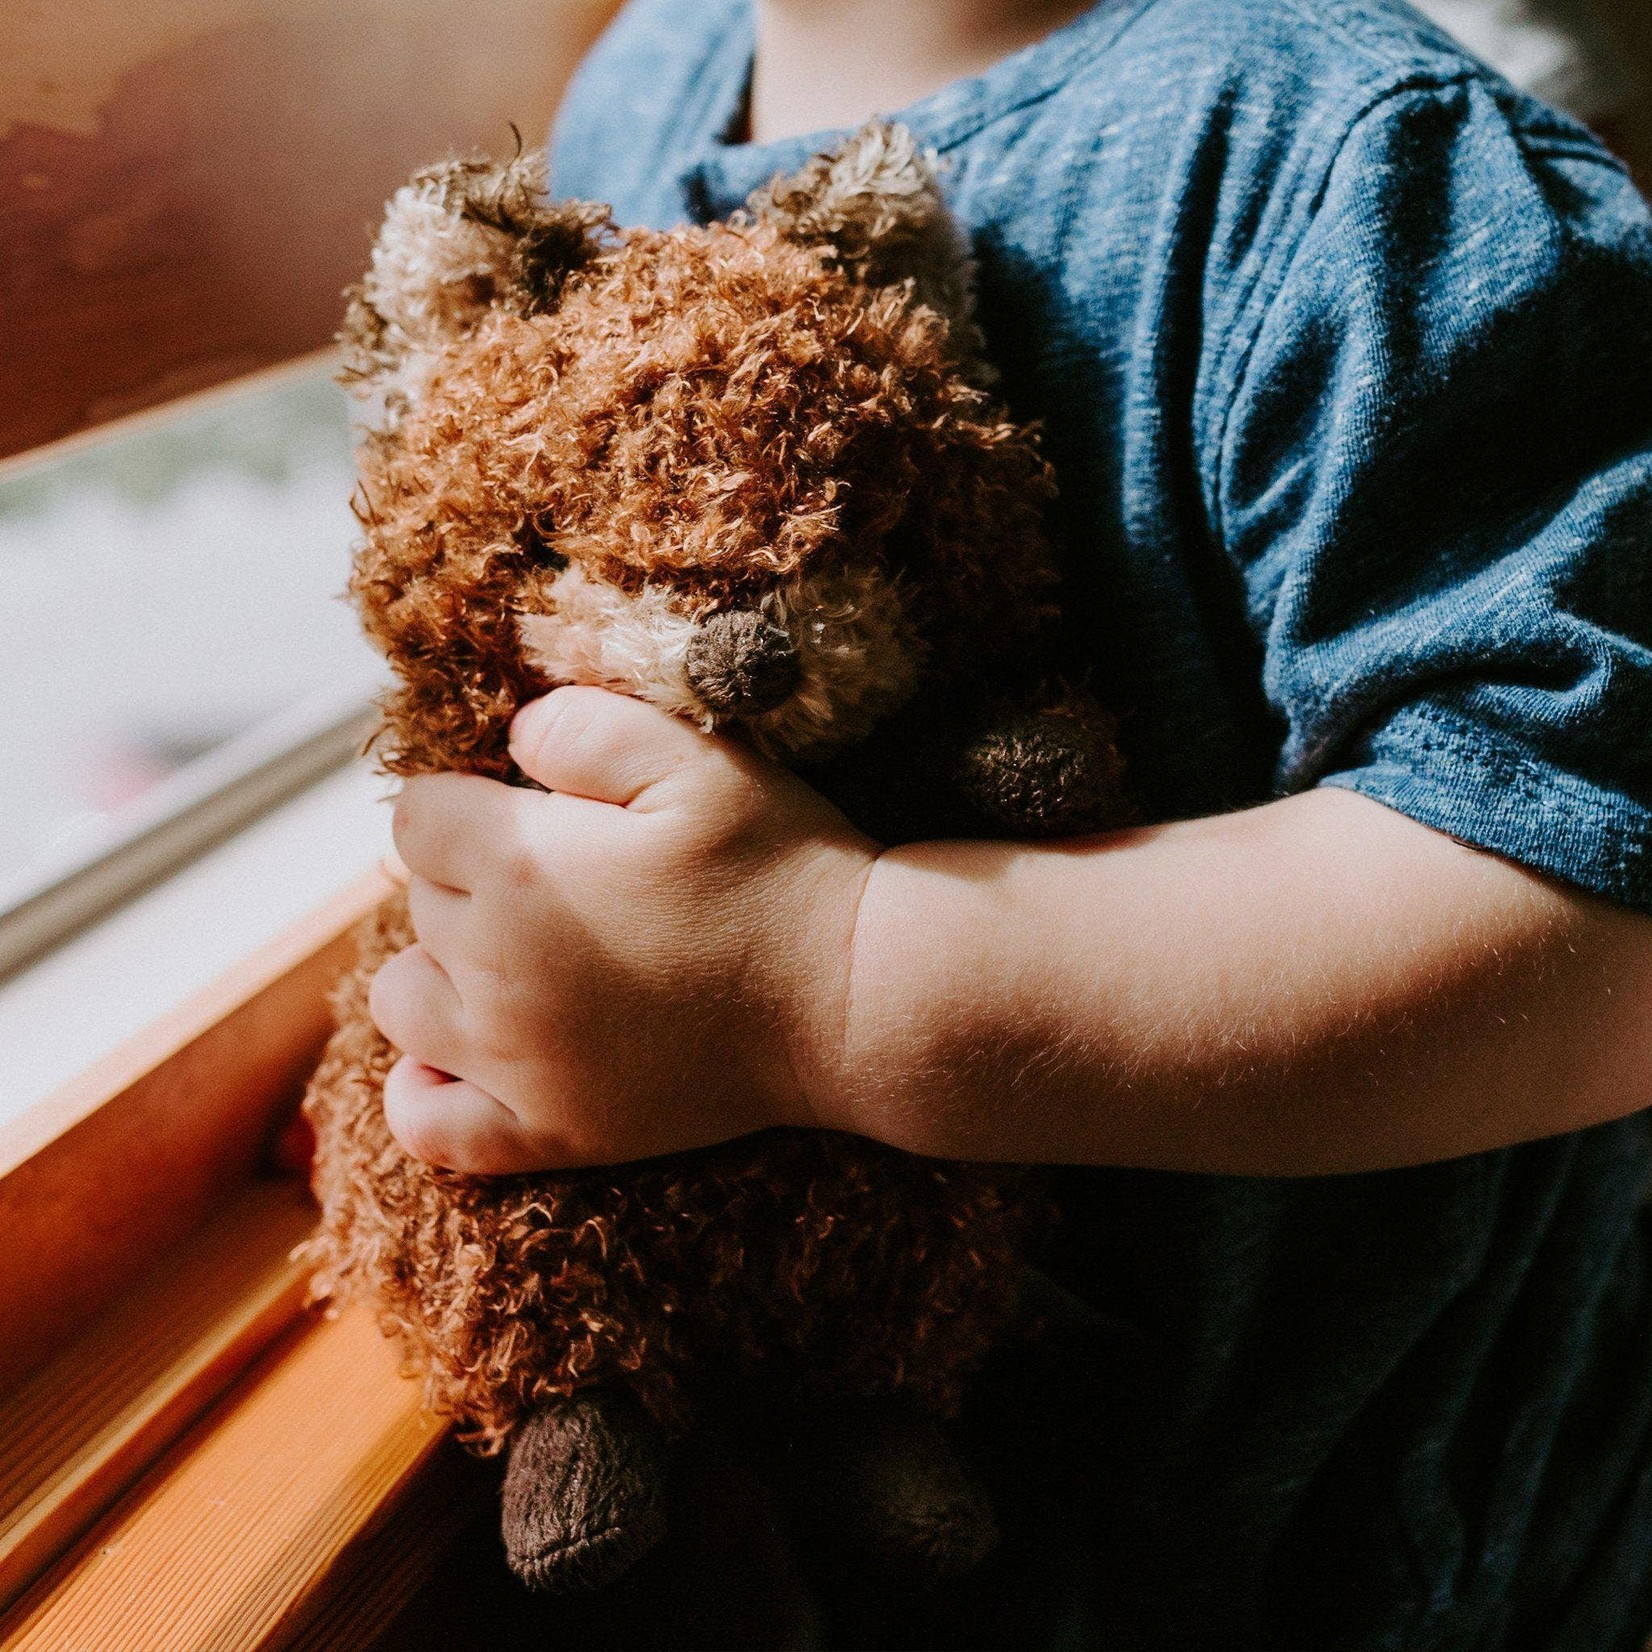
0, 0, 617, 921
0, 365, 367, 895
0, 0, 1645, 936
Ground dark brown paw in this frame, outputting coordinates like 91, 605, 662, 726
951, 700, 1127, 837
501, 1390, 671, 1593
784, 1399, 999, 1591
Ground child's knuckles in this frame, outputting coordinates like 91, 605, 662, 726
390, 791, 412, 848
472, 794, 542, 894
467, 1001, 529, 1070
507, 706, 559, 785
384, 1092, 481, 1172
644, 747, 751, 822
445, 1140, 524, 1176
383, 1095, 448, 1166
419, 1122, 515, 1177
389, 779, 476, 887
367, 953, 416, 1047
382, 1063, 523, 1173
492, 832, 550, 896
380, 1057, 441, 1149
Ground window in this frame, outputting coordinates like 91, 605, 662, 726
0, 0, 620, 1632
0, 359, 382, 980
0, 359, 365, 886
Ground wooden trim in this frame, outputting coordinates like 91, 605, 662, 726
0, 864, 396, 1390
278, 1449, 488, 1652
0, 1178, 317, 1615
0, 1306, 468, 1652
0, 350, 336, 490
0, 856, 473, 1647
0, 0, 620, 459
0, 684, 379, 981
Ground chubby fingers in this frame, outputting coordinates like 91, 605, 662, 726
368, 942, 468, 1073
407, 871, 466, 960
381, 1057, 551, 1175
370, 950, 552, 1175
393, 689, 706, 891
392, 772, 524, 893
509, 686, 714, 807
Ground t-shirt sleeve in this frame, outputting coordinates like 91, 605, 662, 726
1217, 76, 1652, 911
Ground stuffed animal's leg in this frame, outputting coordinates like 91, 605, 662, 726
779, 1396, 999, 1590
501, 1389, 671, 1593
951, 687, 1128, 837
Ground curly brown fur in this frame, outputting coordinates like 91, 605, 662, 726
349, 215, 1056, 778
304, 124, 1118, 1458
306, 895, 1033, 1448
751, 122, 984, 371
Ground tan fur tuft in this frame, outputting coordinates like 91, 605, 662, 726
751, 122, 983, 367
339, 153, 612, 436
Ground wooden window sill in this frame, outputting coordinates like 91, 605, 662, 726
0, 1178, 316, 1616
0, 1295, 473, 1651
0, 854, 478, 1647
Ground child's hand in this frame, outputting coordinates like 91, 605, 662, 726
369, 686, 878, 1174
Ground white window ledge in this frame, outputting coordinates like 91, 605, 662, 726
0, 761, 391, 1130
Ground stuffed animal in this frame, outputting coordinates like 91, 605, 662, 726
302, 122, 1128, 1598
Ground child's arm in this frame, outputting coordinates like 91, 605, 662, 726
369, 686, 1652, 1177
375, 72, 1652, 1180
843, 777, 1652, 1174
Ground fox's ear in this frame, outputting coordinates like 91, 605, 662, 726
751, 122, 978, 342
339, 151, 611, 431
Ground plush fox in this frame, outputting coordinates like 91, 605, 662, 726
303, 122, 1127, 1596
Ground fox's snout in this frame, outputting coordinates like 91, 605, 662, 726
684, 609, 802, 717
517, 559, 924, 760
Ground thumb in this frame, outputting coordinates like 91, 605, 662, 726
382, 1056, 556, 1174
508, 686, 712, 806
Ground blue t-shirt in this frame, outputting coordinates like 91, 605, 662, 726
548, 2, 1652, 1646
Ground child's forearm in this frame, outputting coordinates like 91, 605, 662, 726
374, 693, 1652, 1179
832, 788, 1652, 1174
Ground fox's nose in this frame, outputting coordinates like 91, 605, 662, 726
685, 608, 801, 717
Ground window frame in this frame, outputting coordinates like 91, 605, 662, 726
0, 864, 393, 1390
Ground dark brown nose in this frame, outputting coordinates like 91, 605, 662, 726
685, 609, 801, 717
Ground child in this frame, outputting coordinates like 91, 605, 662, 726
368, 0, 1652, 1644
